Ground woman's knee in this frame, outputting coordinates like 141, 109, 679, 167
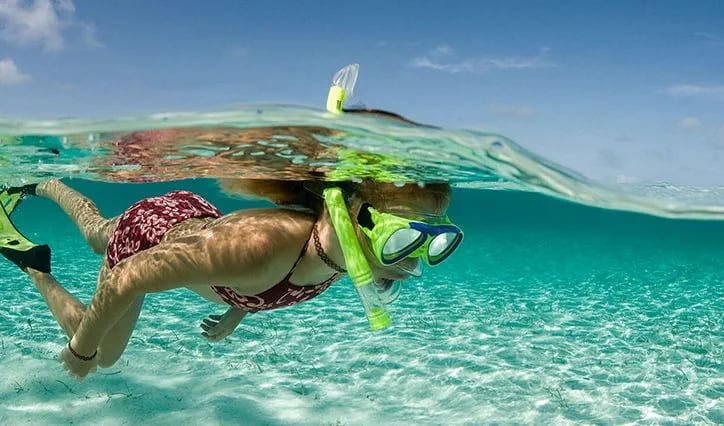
87, 219, 117, 255
88, 234, 109, 255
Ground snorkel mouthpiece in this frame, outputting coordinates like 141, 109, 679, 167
323, 187, 391, 330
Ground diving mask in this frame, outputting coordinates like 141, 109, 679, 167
358, 205, 463, 267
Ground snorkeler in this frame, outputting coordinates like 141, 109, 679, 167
0, 65, 463, 380
0, 165, 461, 380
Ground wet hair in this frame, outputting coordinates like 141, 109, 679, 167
218, 179, 450, 216
343, 108, 440, 129
342, 108, 420, 125
218, 179, 313, 207
218, 109, 448, 212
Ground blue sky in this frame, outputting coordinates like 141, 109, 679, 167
1, 0, 723, 186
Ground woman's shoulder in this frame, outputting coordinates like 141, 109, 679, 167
161, 207, 317, 247
218, 206, 317, 224
206, 207, 318, 244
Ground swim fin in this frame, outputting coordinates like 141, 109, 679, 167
0, 188, 51, 273
1, 184, 37, 216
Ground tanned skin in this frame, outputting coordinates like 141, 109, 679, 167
26, 179, 446, 380
26, 180, 447, 380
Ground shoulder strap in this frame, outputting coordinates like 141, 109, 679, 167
280, 235, 311, 283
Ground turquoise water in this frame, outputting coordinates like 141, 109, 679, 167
1, 179, 722, 425
0, 107, 723, 424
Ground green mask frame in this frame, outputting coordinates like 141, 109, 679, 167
358, 206, 463, 267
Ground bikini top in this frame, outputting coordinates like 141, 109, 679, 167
211, 236, 341, 312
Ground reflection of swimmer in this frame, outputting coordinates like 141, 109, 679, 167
99, 109, 422, 183
101, 125, 342, 183
1, 114, 463, 381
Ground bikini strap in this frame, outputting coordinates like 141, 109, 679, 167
280, 234, 311, 283
282, 221, 345, 285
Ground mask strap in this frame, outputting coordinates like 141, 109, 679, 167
357, 203, 375, 230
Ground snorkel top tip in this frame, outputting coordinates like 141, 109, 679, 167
327, 63, 359, 113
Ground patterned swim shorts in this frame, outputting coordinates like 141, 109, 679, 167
106, 190, 222, 269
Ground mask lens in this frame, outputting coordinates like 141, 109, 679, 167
428, 232, 461, 264
382, 228, 424, 264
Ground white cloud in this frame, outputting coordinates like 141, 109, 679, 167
0, 58, 30, 85
411, 46, 556, 74
489, 105, 536, 119
677, 117, 702, 131
0, 0, 99, 51
662, 84, 724, 101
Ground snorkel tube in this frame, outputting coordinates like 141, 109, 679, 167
324, 187, 391, 330
324, 64, 391, 330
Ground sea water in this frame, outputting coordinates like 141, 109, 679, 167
0, 107, 722, 425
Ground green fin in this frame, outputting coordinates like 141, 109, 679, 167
0, 192, 51, 273
0, 190, 23, 217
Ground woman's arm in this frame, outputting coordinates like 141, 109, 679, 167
69, 238, 206, 357
200, 307, 248, 342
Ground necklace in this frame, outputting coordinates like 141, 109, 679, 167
312, 222, 346, 273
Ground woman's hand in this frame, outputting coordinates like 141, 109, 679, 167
200, 308, 247, 342
59, 343, 98, 381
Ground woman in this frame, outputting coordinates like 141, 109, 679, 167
3, 173, 460, 380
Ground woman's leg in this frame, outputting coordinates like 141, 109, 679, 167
36, 179, 118, 255
27, 262, 144, 368
27, 269, 85, 338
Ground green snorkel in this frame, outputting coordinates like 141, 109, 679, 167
324, 63, 391, 330
324, 187, 391, 330
322, 64, 463, 329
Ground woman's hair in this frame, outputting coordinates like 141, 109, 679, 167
218, 109, 448, 212
218, 178, 450, 214
218, 179, 313, 207
342, 108, 420, 125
